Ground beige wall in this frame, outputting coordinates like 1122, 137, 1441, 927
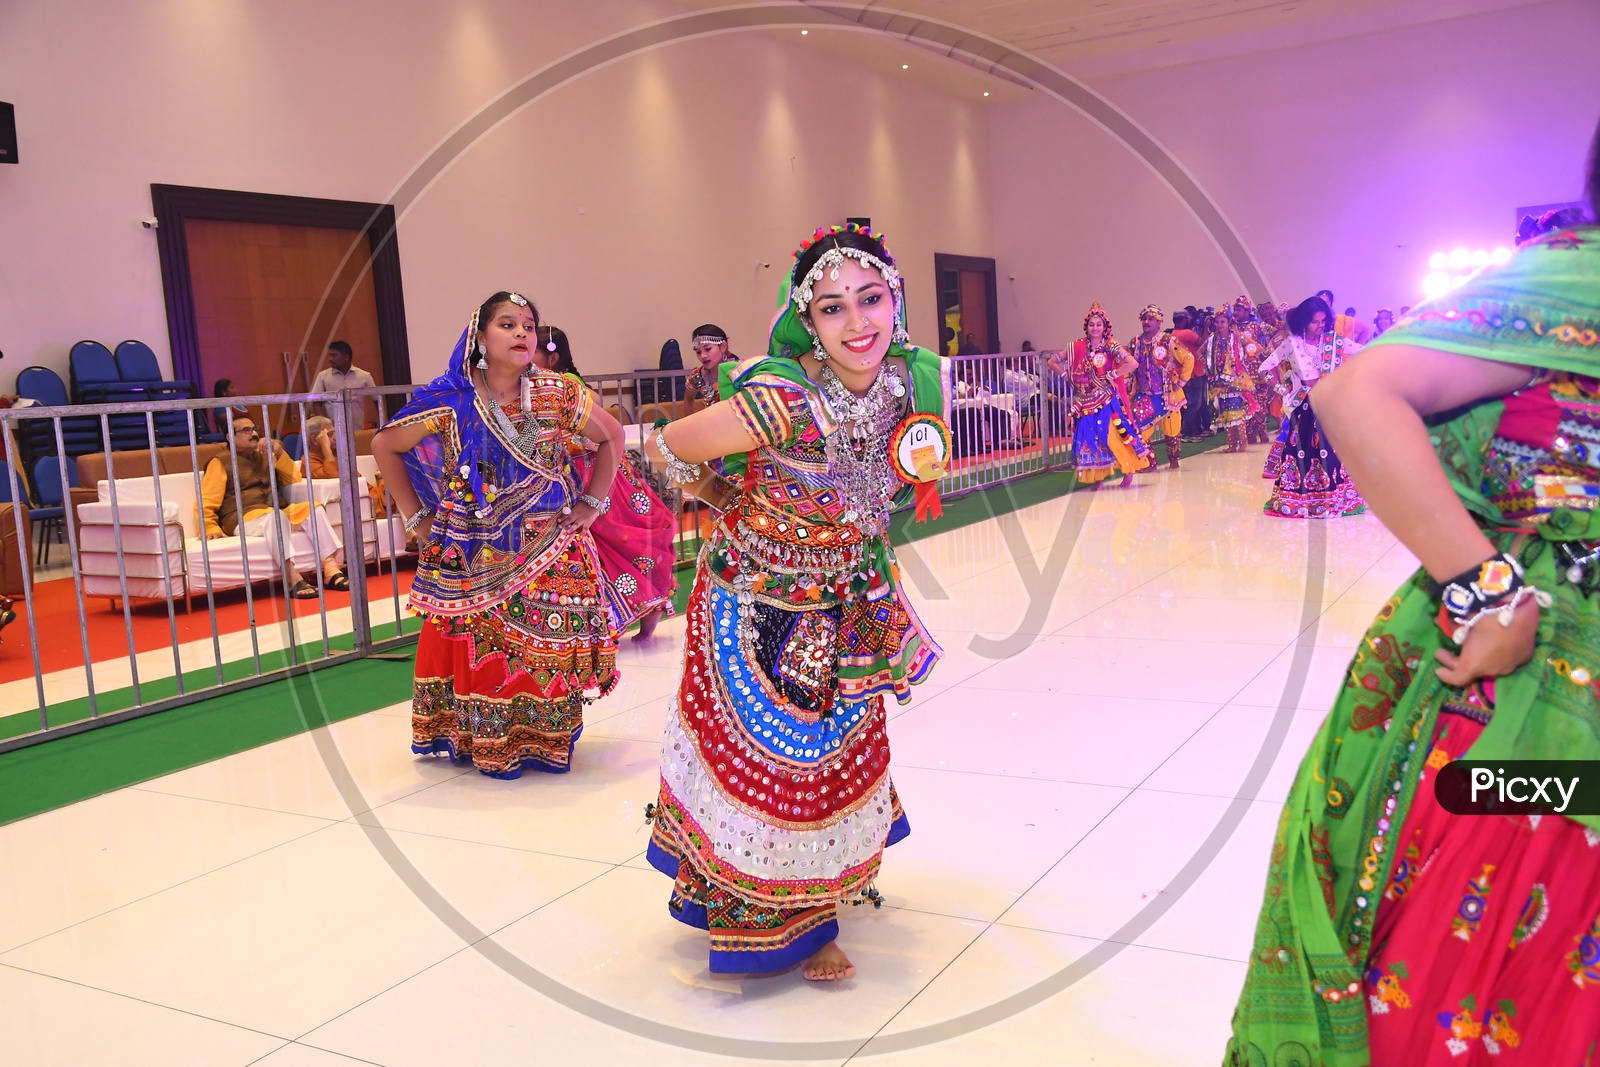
0, 0, 993, 388
989, 0, 1600, 350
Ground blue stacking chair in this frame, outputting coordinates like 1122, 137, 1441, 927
30, 455, 76, 566
114, 339, 194, 444
281, 433, 304, 461
68, 342, 147, 449
15, 365, 102, 459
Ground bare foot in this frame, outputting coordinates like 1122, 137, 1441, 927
632, 609, 661, 643
802, 942, 856, 982
1118, 474, 1135, 489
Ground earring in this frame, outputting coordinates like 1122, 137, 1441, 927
801, 319, 829, 361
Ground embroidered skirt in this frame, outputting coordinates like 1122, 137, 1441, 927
647, 560, 925, 973
1073, 399, 1153, 483
1364, 709, 1600, 1064
575, 453, 678, 631
410, 536, 619, 778
1263, 402, 1367, 519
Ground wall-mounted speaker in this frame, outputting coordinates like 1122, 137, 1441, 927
0, 103, 16, 164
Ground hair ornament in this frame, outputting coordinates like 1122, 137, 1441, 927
507, 292, 529, 307
1082, 301, 1113, 341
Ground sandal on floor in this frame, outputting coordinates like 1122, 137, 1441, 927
325, 571, 350, 591
289, 579, 320, 600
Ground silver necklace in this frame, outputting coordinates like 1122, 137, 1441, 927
478, 371, 543, 457
818, 363, 905, 532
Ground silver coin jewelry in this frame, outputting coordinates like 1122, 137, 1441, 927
818, 362, 906, 535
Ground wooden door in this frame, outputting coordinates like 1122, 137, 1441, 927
185, 220, 384, 433
957, 270, 991, 355
933, 253, 1000, 356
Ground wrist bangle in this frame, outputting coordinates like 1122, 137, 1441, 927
1434, 552, 1551, 645
579, 492, 610, 514
404, 506, 433, 533
653, 426, 702, 485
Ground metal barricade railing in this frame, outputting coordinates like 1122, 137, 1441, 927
0, 388, 414, 752
944, 351, 1073, 496
0, 357, 1071, 752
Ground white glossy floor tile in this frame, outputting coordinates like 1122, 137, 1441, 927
0, 963, 287, 1066
1141, 701, 1329, 804
134, 712, 472, 820
358, 736, 661, 864
998, 788, 1254, 942
0, 788, 330, 953
868, 926, 1244, 1066
892, 688, 1220, 787
1, 822, 608, 1037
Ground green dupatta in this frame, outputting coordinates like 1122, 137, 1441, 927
1226, 226, 1600, 1067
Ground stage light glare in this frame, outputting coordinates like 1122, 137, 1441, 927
1449, 248, 1471, 269
1422, 272, 1451, 299
1470, 249, 1490, 267
1492, 246, 1513, 263
1428, 252, 1447, 270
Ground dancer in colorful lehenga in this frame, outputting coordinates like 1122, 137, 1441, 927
371, 291, 626, 778
1128, 304, 1193, 471
643, 223, 947, 981
1224, 131, 1600, 1066
1202, 309, 1259, 454
1257, 297, 1366, 518
535, 325, 678, 641
1071, 302, 1152, 488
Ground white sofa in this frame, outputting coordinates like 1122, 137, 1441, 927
75, 464, 408, 610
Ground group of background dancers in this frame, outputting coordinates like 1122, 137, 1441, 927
1042, 291, 1373, 519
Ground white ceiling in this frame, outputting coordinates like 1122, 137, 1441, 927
669, 0, 1549, 99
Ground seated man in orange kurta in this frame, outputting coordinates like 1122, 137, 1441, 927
200, 415, 347, 598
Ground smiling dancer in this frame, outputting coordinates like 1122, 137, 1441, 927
371, 291, 625, 778
1226, 124, 1600, 1066
1070, 302, 1152, 487
643, 223, 947, 982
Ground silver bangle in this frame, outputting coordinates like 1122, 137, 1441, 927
579, 492, 610, 514
653, 426, 701, 485
404, 506, 433, 533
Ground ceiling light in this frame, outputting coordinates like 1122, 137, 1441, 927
901, 64, 909, 70
800, 29, 808, 35
983, 92, 990, 97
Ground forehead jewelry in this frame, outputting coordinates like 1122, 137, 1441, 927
791, 243, 912, 356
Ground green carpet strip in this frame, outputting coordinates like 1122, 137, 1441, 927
0, 434, 1229, 824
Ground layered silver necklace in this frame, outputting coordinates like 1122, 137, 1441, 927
818, 362, 905, 534
478, 371, 543, 457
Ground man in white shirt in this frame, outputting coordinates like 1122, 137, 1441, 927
310, 340, 377, 425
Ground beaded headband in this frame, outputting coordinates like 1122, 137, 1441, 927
790, 222, 911, 349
